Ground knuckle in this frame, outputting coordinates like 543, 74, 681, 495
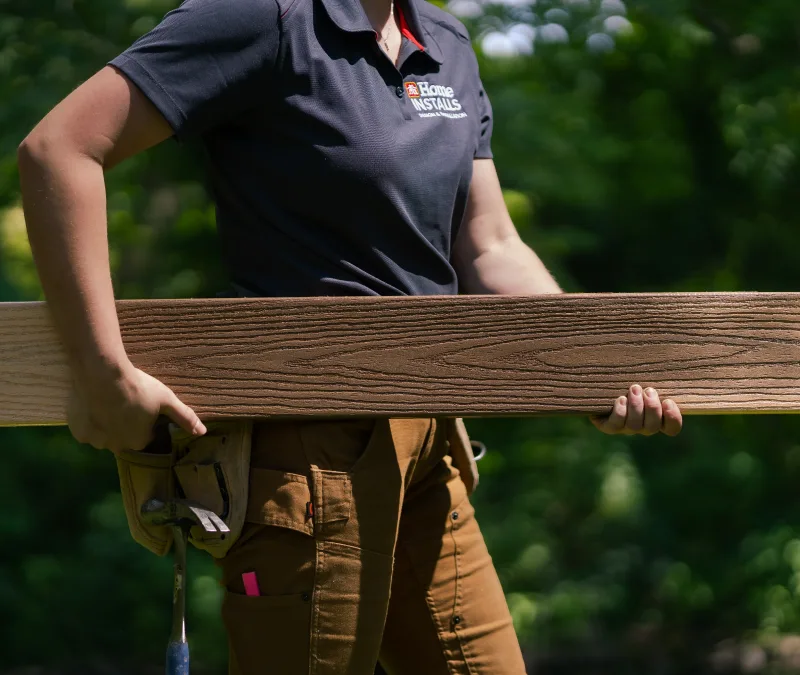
626, 413, 643, 427
70, 428, 89, 444
70, 423, 97, 446
665, 410, 681, 425
643, 395, 660, 410
130, 437, 152, 452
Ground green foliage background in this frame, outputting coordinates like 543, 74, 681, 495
0, 0, 798, 672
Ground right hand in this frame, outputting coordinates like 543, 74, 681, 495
68, 360, 206, 453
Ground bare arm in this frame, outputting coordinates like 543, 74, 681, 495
453, 159, 682, 436
18, 66, 168, 374
453, 159, 562, 295
18, 66, 205, 451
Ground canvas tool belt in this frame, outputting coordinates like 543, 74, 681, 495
115, 417, 480, 558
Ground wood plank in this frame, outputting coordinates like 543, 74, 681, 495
1, 293, 799, 426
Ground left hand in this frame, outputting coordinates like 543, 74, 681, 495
591, 385, 682, 436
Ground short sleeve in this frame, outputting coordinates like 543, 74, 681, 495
109, 0, 281, 140
474, 80, 494, 159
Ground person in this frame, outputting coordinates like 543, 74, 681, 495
17, 0, 683, 672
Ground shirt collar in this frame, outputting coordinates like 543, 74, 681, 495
400, 0, 445, 63
318, 0, 445, 64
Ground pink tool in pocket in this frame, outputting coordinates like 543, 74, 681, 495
242, 571, 260, 597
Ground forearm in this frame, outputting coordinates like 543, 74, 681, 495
18, 139, 129, 376
459, 235, 562, 295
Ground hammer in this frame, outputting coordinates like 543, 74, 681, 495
141, 498, 230, 675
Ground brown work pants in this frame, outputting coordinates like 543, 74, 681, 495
217, 417, 526, 674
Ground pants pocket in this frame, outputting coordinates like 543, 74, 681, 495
222, 590, 312, 675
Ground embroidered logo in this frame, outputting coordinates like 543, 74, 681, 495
405, 82, 421, 98
406, 81, 468, 120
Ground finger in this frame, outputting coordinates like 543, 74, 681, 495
596, 396, 628, 434
128, 435, 153, 452
661, 399, 683, 436
70, 418, 103, 448
641, 387, 663, 435
160, 388, 207, 436
67, 407, 94, 446
87, 433, 109, 451
68, 422, 92, 446
624, 385, 645, 432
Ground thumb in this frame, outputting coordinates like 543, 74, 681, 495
160, 387, 207, 436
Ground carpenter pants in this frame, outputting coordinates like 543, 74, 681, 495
217, 418, 526, 675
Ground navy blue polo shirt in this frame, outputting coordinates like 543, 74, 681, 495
110, 0, 493, 297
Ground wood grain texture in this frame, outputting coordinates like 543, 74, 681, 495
1, 293, 799, 426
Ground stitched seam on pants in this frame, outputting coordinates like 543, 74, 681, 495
310, 541, 324, 675
399, 543, 459, 675
450, 526, 460, 619
449, 520, 477, 675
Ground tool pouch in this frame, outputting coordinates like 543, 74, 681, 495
446, 418, 480, 495
115, 420, 253, 558
171, 420, 253, 559
115, 420, 177, 557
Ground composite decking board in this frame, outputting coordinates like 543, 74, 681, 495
0, 293, 799, 426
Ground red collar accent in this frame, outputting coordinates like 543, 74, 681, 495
397, 4, 425, 51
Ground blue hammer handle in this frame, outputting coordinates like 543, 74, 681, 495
166, 640, 190, 675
